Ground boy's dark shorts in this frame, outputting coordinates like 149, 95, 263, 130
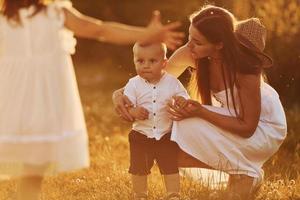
128, 130, 179, 175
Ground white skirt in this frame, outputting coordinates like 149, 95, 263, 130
171, 105, 286, 179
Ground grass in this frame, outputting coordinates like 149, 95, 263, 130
0, 66, 299, 199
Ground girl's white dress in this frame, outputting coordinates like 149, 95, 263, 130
171, 82, 287, 180
0, 2, 89, 177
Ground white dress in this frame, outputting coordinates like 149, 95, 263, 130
0, 2, 89, 177
171, 82, 287, 180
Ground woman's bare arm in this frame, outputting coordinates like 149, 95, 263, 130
169, 73, 261, 138
165, 44, 195, 77
63, 7, 184, 49
196, 74, 261, 138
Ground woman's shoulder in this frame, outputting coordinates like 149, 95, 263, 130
236, 74, 281, 99
236, 73, 261, 90
166, 44, 195, 77
168, 44, 195, 67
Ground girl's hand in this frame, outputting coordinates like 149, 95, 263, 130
112, 90, 134, 122
129, 107, 149, 120
168, 99, 203, 121
140, 11, 184, 50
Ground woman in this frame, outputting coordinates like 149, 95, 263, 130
114, 5, 287, 199
0, 0, 183, 199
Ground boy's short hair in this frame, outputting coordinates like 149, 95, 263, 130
133, 42, 167, 58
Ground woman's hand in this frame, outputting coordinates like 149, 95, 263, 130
112, 90, 134, 122
128, 107, 149, 121
168, 99, 203, 121
172, 96, 189, 109
140, 11, 184, 50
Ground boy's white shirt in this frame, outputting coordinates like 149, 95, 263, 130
124, 72, 190, 140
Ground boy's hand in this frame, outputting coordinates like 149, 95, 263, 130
172, 96, 188, 109
129, 107, 149, 120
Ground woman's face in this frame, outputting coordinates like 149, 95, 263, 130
187, 25, 219, 59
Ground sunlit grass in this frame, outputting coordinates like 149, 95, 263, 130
0, 66, 299, 199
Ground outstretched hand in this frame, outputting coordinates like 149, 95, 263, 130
168, 99, 203, 121
141, 10, 185, 50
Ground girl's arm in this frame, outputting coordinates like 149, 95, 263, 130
170, 74, 261, 138
165, 44, 196, 77
63, 7, 183, 49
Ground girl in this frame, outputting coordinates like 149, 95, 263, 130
0, 0, 183, 199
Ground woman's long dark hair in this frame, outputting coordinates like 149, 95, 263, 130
189, 5, 263, 117
1, 0, 47, 24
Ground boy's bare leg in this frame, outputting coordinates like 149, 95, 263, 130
132, 175, 148, 199
163, 173, 180, 198
17, 176, 43, 200
17, 164, 47, 200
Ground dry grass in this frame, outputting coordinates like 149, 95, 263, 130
0, 68, 299, 200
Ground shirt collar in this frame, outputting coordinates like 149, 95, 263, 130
138, 71, 167, 86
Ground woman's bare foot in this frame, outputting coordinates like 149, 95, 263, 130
226, 174, 259, 200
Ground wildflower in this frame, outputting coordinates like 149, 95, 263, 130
289, 179, 296, 185
75, 178, 82, 183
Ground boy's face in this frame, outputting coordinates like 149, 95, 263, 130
133, 44, 167, 83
